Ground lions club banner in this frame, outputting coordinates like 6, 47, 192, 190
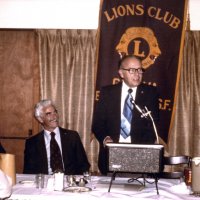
95, 0, 188, 142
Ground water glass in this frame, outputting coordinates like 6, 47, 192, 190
67, 175, 76, 187
83, 171, 91, 184
35, 174, 45, 189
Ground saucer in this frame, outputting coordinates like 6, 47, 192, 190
63, 186, 92, 193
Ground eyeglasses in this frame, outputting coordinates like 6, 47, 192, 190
121, 68, 144, 74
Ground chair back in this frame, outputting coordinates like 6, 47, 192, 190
160, 155, 191, 179
163, 156, 190, 165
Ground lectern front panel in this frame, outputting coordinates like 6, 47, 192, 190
106, 143, 164, 173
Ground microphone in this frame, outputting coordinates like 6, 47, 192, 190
128, 88, 159, 144
128, 89, 147, 118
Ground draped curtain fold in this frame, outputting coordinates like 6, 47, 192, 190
169, 31, 200, 157
38, 29, 200, 172
37, 29, 99, 172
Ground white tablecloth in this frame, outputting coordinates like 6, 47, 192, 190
7, 174, 199, 200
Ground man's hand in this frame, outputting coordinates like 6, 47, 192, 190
103, 136, 113, 147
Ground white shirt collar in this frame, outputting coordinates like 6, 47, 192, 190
122, 81, 137, 100
44, 127, 59, 139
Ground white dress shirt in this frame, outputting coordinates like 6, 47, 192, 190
119, 81, 137, 143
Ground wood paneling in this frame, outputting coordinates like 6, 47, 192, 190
0, 29, 40, 173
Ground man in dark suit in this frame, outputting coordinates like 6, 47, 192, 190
92, 55, 159, 175
23, 99, 90, 175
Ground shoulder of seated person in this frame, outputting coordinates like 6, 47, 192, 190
59, 127, 79, 136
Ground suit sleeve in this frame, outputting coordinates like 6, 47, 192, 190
23, 137, 47, 174
147, 86, 160, 125
92, 88, 108, 144
133, 85, 160, 144
73, 132, 90, 174
146, 86, 160, 143
62, 131, 90, 175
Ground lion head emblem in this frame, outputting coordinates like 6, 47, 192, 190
116, 27, 161, 68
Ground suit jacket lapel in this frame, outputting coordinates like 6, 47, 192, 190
59, 128, 65, 152
112, 82, 122, 142
135, 84, 145, 105
37, 131, 48, 173
115, 82, 122, 121
59, 127, 67, 161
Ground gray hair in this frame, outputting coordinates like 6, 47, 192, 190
34, 99, 56, 120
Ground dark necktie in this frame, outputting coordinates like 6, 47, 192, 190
120, 90, 133, 139
50, 132, 63, 173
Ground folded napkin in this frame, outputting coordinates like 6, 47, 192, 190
0, 169, 12, 199
170, 182, 191, 194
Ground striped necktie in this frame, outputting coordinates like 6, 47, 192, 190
120, 90, 133, 139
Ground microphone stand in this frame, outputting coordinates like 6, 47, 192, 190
130, 98, 159, 144
143, 106, 159, 144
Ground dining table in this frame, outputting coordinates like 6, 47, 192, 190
6, 173, 200, 200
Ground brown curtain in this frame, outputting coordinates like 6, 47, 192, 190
37, 29, 99, 172
169, 31, 200, 157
